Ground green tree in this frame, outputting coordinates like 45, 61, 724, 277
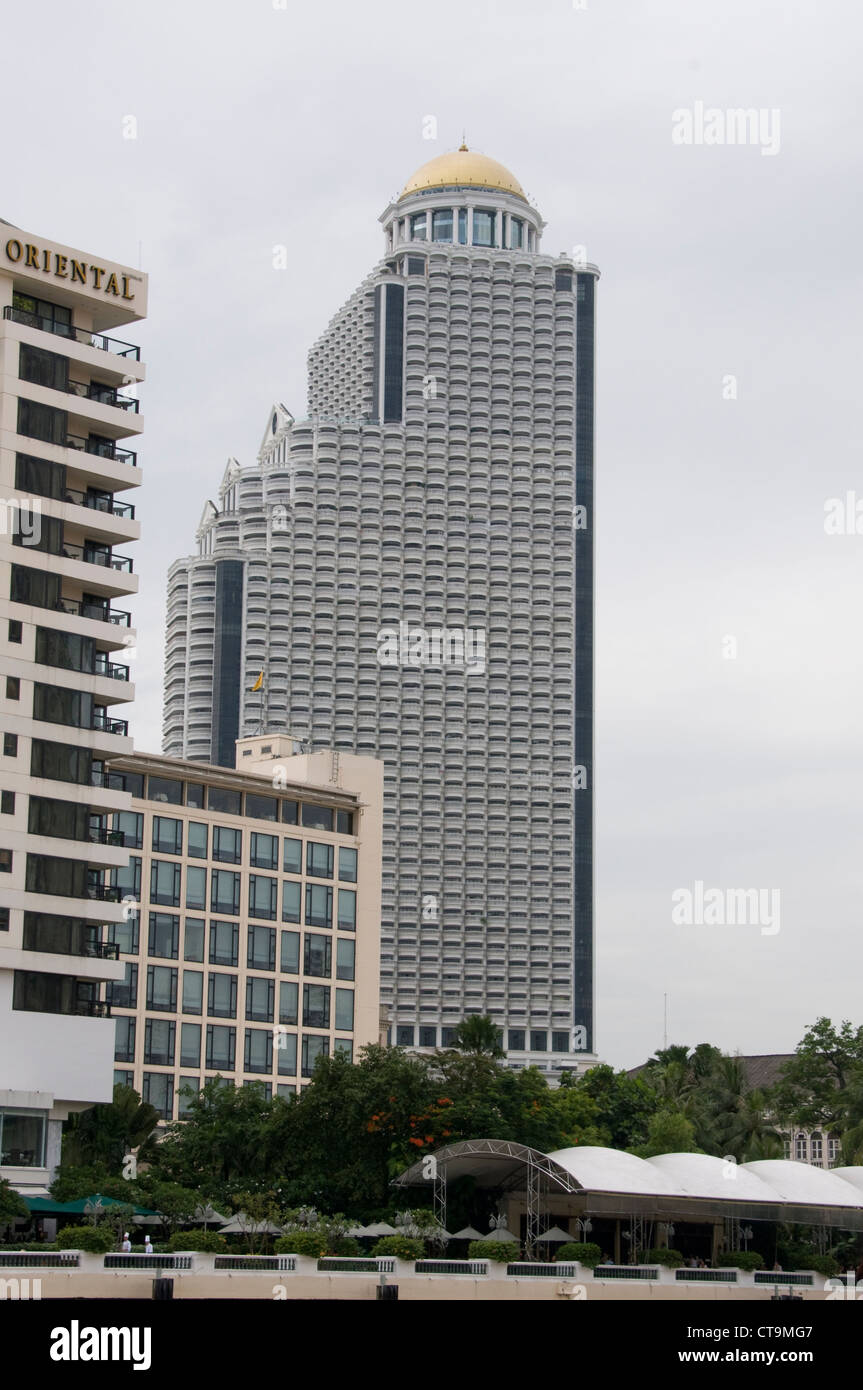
153, 1080, 292, 1196
49, 1163, 146, 1205
771, 1017, 863, 1130
281, 1045, 434, 1209
575, 1065, 658, 1149
61, 1085, 159, 1172
142, 1181, 203, 1235
0, 1178, 28, 1226
630, 1109, 700, 1157
451, 1015, 504, 1058
229, 1190, 284, 1254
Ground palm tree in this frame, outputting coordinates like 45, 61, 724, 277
62, 1085, 160, 1170
452, 1016, 505, 1058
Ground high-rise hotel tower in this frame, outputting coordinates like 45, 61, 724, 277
0, 224, 146, 1188
164, 148, 598, 1072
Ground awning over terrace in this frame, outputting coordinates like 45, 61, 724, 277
394, 1140, 863, 1231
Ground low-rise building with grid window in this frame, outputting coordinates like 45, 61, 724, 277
105, 736, 382, 1119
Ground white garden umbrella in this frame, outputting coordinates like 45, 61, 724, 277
539, 1225, 572, 1243
451, 1226, 484, 1240
483, 1226, 519, 1242
363, 1222, 397, 1237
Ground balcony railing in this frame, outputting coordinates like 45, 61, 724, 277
54, 597, 131, 626
94, 656, 130, 681
25, 935, 120, 960
66, 434, 137, 467
3, 305, 140, 359
72, 998, 112, 1017
65, 380, 140, 413
87, 824, 127, 844
91, 712, 129, 737
64, 487, 135, 520
84, 883, 121, 902
60, 541, 133, 573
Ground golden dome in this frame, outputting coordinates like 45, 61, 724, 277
399, 145, 527, 202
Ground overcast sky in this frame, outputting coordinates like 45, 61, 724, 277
5, 0, 862, 1070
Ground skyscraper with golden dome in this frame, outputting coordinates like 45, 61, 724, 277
163, 146, 599, 1075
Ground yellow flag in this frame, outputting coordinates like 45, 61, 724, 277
251, 672, 263, 692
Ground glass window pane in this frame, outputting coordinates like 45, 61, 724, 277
146, 965, 177, 1011
148, 912, 179, 959
184, 917, 204, 962
432, 208, 453, 243
206, 1024, 236, 1070
282, 837, 302, 874
282, 879, 301, 923
208, 787, 241, 815
246, 793, 278, 822
244, 1027, 273, 1074
303, 933, 331, 978
305, 884, 333, 929
246, 976, 274, 1022
152, 816, 182, 855
278, 979, 298, 1025
211, 868, 240, 915
337, 889, 356, 931
151, 859, 180, 907
250, 832, 278, 870
207, 972, 237, 1018
275, 1030, 297, 1075
336, 937, 355, 981
142, 1072, 174, 1120
212, 826, 241, 863
249, 874, 277, 921
180, 1021, 201, 1067
185, 865, 207, 911
280, 930, 299, 973
306, 841, 333, 879
335, 988, 354, 1031
301, 804, 333, 832
182, 969, 202, 1015
148, 776, 182, 805
188, 822, 208, 859
209, 921, 238, 967
144, 1018, 175, 1065
247, 924, 275, 971
302, 983, 330, 1028
337, 847, 357, 882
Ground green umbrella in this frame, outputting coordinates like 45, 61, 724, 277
23, 1193, 156, 1217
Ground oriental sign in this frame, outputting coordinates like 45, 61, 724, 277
4, 239, 136, 302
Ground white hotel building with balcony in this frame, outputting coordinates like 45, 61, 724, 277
0, 222, 146, 1191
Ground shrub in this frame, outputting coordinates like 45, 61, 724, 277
467, 1239, 521, 1264
55, 1225, 116, 1253
809, 1254, 839, 1277
555, 1241, 602, 1267
167, 1230, 227, 1252
275, 1230, 329, 1259
371, 1235, 426, 1260
330, 1236, 361, 1257
724, 1250, 765, 1271
645, 1247, 684, 1268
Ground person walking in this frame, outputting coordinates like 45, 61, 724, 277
121, 1231, 132, 1253
144, 1236, 154, 1255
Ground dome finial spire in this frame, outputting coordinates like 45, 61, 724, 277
459, 129, 468, 151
